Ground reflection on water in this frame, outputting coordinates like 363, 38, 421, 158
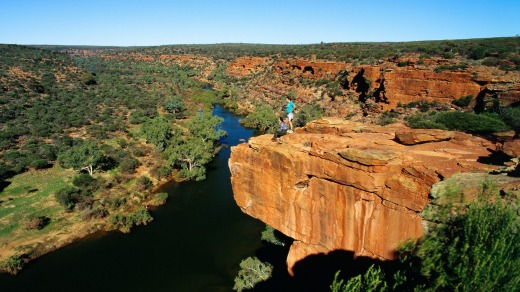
0, 104, 266, 291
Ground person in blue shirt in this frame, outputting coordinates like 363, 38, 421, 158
285, 96, 295, 133
272, 116, 288, 142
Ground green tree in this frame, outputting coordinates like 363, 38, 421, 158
418, 194, 520, 291
163, 111, 226, 181
233, 257, 273, 291
164, 137, 214, 181
241, 105, 278, 132
57, 140, 107, 175
185, 110, 226, 144
164, 95, 187, 118
261, 225, 286, 246
141, 116, 173, 151
331, 265, 388, 292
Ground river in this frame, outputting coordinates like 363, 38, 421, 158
0, 104, 268, 291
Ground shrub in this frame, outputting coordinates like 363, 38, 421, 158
293, 104, 324, 127
241, 105, 278, 132
443, 51, 455, 59
403, 100, 436, 112
331, 265, 388, 292
377, 111, 399, 126
418, 192, 520, 291
164, 95, 186, 115
54, 186, 81, 211
29, 159, 49, 169
119, 156, 140, 174
498, 106, 520, 134
72, 173, 98, 192
452, 95, 473, 107
0, 255, 25, 275
434, 111, 510, 134
135, 175, 153, 192
24, 215, 50, 230
109, 207, 153, 233
149, 192, 169, 206
261, 225, 286, 246
406, 112, 510, 134
405, 113, 447, 130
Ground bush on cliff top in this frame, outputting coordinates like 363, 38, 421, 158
405, 111, 510, 134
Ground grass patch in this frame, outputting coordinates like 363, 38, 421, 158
0, 165, 75, 239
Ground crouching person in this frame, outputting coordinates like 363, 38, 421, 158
272, 117, 288, 142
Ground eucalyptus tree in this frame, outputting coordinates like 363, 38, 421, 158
57, 139, 107, 175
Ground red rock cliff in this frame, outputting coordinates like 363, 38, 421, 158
230, 57, 520, 115
229, 118, 495, 274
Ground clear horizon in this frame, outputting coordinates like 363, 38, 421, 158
1, 0, 519, 47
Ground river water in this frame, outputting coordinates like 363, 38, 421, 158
0, 104, 267, 291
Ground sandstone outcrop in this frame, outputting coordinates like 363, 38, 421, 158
229, 117, 505, 274
233, 57, 520, 115
226, 56, 272, 76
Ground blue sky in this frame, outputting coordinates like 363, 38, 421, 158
1, 0, 519, 46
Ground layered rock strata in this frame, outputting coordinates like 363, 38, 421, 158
229, 117, 497, 274
228, 56, 520, 114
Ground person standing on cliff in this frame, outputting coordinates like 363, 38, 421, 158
285, 96, 295, 133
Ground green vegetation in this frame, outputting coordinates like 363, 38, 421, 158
162, 110, 226, 181
0, 44, 231, 272
129, 37, 520, 69
57, 139, 108, 175
241, 105, 278, 132
0, 255, 25, 275
452, 95, 473, 107
108, 206, 153, 233
405, 111, 511, 134
331, 265, 388, 292
497, 106, 520, 134
149, 192, 169, 206
401, 100, 440, 112
261, 225, 286, 246
376, 110, 399, 126
293, 103, 324, 127
331, 181, 520, 291
164, 95, 187, 118
233, 256, 273, 291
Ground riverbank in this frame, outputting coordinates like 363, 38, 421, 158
0, 162, 177, 274
0, 104, 266, 291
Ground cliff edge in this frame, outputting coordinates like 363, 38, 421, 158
229, 117, 501, 274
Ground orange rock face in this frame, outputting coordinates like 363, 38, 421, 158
268, 58, 520, 111
229, 118, 494, 274
226, 57, 272, 76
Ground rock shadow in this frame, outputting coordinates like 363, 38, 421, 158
351, 69, 370, 102
253, 233, 296, 291
477, 150, 513, 166
290, 249, 398, 292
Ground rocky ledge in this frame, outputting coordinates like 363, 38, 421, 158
229, 117, 518, 274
